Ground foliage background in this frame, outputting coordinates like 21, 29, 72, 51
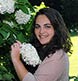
0, 0, 36, 80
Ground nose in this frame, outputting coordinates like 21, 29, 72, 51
39, 27, 45, 34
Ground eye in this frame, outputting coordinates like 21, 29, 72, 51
44, 24, 52, 28
35, 24, 40, 29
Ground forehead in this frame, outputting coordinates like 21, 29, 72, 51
35, 15, 51, 24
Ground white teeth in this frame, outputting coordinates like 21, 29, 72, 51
39, 35, 47, 39
40, 37, 45, 39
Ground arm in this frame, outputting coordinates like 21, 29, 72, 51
23, 60, 63, 81
11, 41, 28, 81
11, 59, 28, 81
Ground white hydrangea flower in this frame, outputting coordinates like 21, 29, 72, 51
20, 43, 42, 67
0, 0, 15, 14
15, 10, 31, 24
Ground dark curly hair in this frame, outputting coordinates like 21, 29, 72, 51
30, 8, 73, 61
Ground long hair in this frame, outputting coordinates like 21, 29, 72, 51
30, 8, 73, 61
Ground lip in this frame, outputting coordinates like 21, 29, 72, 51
39, 35, 48, 39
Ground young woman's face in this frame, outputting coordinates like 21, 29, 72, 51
34, 15, 55, 45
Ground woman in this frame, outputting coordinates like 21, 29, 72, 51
11, 8, 72, 81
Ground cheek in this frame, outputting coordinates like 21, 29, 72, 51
34, 29, 39, 37
49, 29, 55, 37
34, 29, 37, 35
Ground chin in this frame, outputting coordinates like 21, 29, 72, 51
40, 41, 49, 45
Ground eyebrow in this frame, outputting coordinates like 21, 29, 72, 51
35, 23, 52, 26
44, 23, 52, 26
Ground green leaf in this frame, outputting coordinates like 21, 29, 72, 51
0, 29, 10, 40
2, 23, 17, 35
18, 5, 29, 14
26, 15, 35, 32
0, 65, 7, 73
25, 2, 35, 12
17, 0, 28, 3
0, 35, 4, 45
17, 0, 29, 3
16, 0, 35, 13
17, 33, 26, 42
0, 66, 15, 80
0, 75, 2, 80
3, 73, 13, 80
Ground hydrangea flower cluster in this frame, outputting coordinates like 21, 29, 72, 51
0, 0, 15, 14
20, 43, 42, 67
15, 10, 31, 24
0, 0, 31, 25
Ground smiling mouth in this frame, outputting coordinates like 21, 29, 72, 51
39, 35, 48, 39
